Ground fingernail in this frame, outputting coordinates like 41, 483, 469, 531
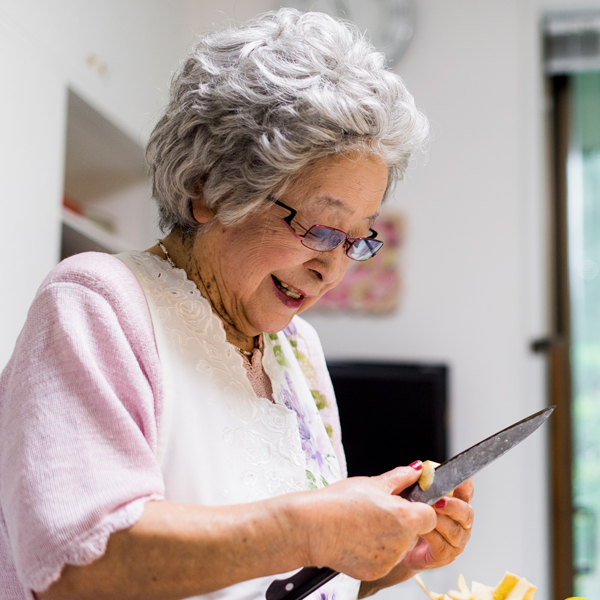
409, 461, 423, 471
434, 499, 447, 509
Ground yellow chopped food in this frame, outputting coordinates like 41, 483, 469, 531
457, 574, 470, 595
448, 591, 473, 600
414, 574, 450, 600
416, 461, 455, 497
471, 581, 494, 600
492, 573, 520, 600
414, 572, 536, 600
418, 460, 437, 491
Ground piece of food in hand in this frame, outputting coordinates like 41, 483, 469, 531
418, 460, 437, 491
416, 460, 456, 496
414, 571, 537, 600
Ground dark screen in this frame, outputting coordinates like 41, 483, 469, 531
328, 362, 448, 477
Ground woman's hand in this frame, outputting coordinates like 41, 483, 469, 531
300, 463, 437, 582
359, 478, 475, 597
402, 478, 474, 571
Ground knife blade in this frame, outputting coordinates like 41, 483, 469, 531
265, 405, 555, 600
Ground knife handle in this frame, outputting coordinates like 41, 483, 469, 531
265, 566, 339, 600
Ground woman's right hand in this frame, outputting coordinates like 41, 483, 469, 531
298, 462, 437, 581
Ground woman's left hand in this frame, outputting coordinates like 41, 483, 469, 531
401, 478, 474, 571
359, 479, 474, 598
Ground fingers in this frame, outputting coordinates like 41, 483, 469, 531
374, 462, 424, 496
401, 498, 438, 537
451, 478, 474, 503
434, 496, 474, 529
431, 496, 474, 548
412, 509, 472, 570
399, 487, 475, 572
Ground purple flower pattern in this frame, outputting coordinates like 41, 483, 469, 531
280, 372, 327, 480
266, 330, 339, 488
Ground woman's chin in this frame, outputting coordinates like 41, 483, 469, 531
249, 308, 299, 336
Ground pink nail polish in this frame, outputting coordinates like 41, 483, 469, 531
434, 499, 447, 509
409, 461, 423, 470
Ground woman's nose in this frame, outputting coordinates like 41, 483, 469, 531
306, 246, 349, 285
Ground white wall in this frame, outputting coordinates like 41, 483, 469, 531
0, 25, 66, 369
0, 0, 187, 367
185, 0, 276, 36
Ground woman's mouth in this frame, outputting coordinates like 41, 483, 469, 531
271, 275, 305, 303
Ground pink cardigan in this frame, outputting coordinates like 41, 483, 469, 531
0, 252, 343, 598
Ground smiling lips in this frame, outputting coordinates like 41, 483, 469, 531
272, 275, 303, 299
271, 275, 311, 307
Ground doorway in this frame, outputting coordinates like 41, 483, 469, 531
549, 69, 600, 600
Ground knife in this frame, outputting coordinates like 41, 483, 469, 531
265, 405, 555, 600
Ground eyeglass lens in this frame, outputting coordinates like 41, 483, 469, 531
347, 238, 383, 261
302, 226, 383, 261
304, 226, 346, 252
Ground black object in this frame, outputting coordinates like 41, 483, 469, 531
327, 361, 448, 477
265, 567, 338, 600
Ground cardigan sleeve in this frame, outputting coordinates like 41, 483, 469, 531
0, 253, 165, 595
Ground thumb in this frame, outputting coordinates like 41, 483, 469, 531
374, 461, 424, 495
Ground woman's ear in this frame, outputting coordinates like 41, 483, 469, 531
190, 193, 215, 224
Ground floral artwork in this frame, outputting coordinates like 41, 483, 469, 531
312, 211, 404, 314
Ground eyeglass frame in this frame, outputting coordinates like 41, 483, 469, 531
267, 195, 384, 261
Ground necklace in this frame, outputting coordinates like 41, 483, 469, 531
156, 239, 258, 359
238, 336, 260, 359
156, 239, 177, 269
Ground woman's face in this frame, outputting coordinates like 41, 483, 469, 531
194, 153, 388, 339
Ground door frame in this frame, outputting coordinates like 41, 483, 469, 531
548, 74, 575, 600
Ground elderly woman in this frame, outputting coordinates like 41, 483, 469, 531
0, 9, 473, 600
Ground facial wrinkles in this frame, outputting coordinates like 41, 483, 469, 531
312, 194, 380, 229
298, 179, 383, 238
200, 221, 296, 340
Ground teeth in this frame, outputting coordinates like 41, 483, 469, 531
273, 276, 302, 299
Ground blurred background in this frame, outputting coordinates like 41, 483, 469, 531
3, 1, 600, 599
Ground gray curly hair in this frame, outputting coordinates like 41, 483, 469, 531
147, 7, 428, 232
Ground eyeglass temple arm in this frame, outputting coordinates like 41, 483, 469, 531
269, 196, 310, 235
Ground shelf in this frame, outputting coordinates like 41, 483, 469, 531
61, 207, 132, 257
64, 89, 147, 202
61, 89, 159, 260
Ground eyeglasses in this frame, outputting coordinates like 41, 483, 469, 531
269, 196, 384, 261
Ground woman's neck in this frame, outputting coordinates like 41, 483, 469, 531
146, 228, 258, 354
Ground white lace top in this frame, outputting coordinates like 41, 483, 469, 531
117, 251, 360, 600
